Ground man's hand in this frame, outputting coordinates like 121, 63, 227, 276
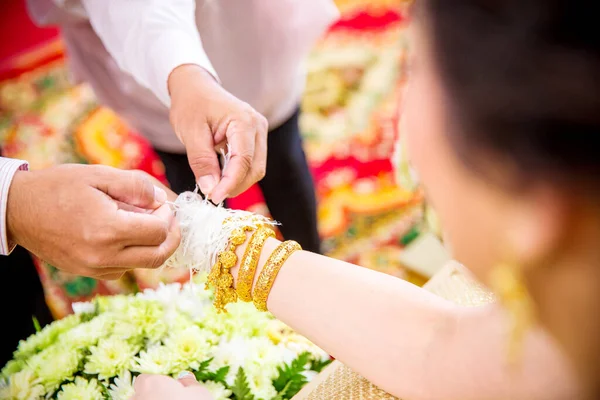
168, 64, 268, 204
6, 164, 181, 280
131, 373, 213, 400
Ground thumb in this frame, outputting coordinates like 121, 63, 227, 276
93, 167, 167, 210
184, 125, 221, 199
177, 371, 200, 388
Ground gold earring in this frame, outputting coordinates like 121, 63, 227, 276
489, 261, 536, 366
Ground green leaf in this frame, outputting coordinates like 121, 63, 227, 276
272, 352, 310, 399
231, 367, 255, 400
310, 358, 332, 373
32, 317, 41, 333
196, 365, 230, 386
192, 358, 214, 382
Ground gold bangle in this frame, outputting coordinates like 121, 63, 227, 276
253, 240, 302, 312
207, 225, 253, 313
237, 226, 276, 302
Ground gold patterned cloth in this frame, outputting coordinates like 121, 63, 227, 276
293, 262, 495, 399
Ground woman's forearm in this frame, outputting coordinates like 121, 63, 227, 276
232, 238, 577, 399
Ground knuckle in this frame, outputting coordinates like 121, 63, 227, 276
149, 252, 166, 269
237, 105, 256, 124
256, 114, 268, 132
153, 224, 169, 244
238, 153, 253, 172
83, 252, 105, 269
254, 165, 267, 180
130, 171, 154, 203
82, 226, 110, 246
187, 152, 217, 174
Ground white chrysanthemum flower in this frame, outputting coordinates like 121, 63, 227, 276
132, 345, 176, 375
211, 338, 251, 377
137, 282, 208, 322
285, 339, 330, 361
108, 370, 136, 400
247, 370, 277, 400
175, 286, 210, 320
84, 337, 138, 380
202, 381, 232, 400
56, 377, 104, 400
59, 315, 112, 348
164, 325, 211, 371
124, 299, 167, 343
0, 369, 44, 400
30, 346, 82, 391
14, 314, 80, 359
110, 320, 142, 342
138, 282, 182, 303
95, 295, 129, 313
302, 370, 319, 382
1, 272, 330, 400
71, 301, 95, 315
1, 359, 25, 377
201, 302, 271, 340
164, 312, 195, 331
247, 337, 285, 368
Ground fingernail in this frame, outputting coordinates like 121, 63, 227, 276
177, 371, 192, 379
197, 176, 216, 196
154, 186, 167, 204
211, 191, 228, 205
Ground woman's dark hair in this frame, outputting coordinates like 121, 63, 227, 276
422, 0, 600, 190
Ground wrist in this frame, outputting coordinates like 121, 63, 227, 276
167, 64, 219, 98
6, 170, 30, 247
231, 237, 281, 290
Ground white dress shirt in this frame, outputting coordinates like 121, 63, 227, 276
27, 0, 339, 152
0, 157, 28, 256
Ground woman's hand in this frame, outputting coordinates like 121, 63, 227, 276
131, 372, 214, 400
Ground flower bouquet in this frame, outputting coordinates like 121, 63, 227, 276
0, 276, 330, 400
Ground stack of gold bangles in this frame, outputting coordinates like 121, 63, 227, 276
206, 217, 302, 313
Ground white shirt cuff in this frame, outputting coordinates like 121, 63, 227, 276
149, 29, 219, 107
0, 158, 28, 256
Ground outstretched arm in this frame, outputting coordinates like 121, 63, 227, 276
231, 239, 577, 400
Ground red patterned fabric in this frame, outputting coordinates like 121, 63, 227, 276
0, 1, 424, 319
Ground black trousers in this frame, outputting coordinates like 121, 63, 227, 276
0, 247, 53, 366
155, 110, 321, 253
0, 147, 53, 367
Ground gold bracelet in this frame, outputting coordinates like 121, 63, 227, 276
237, 227, 276, 302
253, 240, 302, 312
207, 225, 253, 313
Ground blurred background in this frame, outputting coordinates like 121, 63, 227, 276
0, 0, 440, 322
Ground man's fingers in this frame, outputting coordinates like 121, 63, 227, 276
227, 122, 268, 198
135, 171, 179, 201
114, 204, 174, 247
211, 120, 256, 203
73, 267, 130, 279
184, 125, 221, 198
95, 271, 126, 281
115, 217, 181, 269
92, 167, 166, 210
